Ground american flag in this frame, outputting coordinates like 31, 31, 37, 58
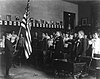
21, 0, 32, 59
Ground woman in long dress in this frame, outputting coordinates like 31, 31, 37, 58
91, 32, 100, 79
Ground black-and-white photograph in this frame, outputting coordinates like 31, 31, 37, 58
0, 0, 100, 79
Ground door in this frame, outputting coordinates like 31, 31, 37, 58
63, 11, 75, 32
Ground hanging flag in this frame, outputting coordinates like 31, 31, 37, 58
21, 0, 32, 59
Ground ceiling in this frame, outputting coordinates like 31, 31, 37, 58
63, 0, 100, 5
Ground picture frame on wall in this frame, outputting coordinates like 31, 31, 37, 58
81, 18, 88, 26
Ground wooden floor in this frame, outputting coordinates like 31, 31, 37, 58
0, 54, 97, 79
0, 65, 53, 79
0, 64, 97, 79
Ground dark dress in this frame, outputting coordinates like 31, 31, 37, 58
76, 38, 88, 57
5, 39, 14, 76
31, 36, 39, 65
75, 38, 89, 63
54, 36, 63, 59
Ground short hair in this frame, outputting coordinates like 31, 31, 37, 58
78, 30, 84, 36
94, 32, 100, 38
56, 31, 61, 36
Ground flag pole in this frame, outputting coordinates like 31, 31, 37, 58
13, 26, 22, 54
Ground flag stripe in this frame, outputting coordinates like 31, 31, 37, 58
21, 21, 26, 26
25, 50, 29, 59
24, 13, 27, 18
24, 39, 31, 55
26, 22, 31, 41
25, 31, 32, 52
22, 18, 27, 23
21, 22, 26, 29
